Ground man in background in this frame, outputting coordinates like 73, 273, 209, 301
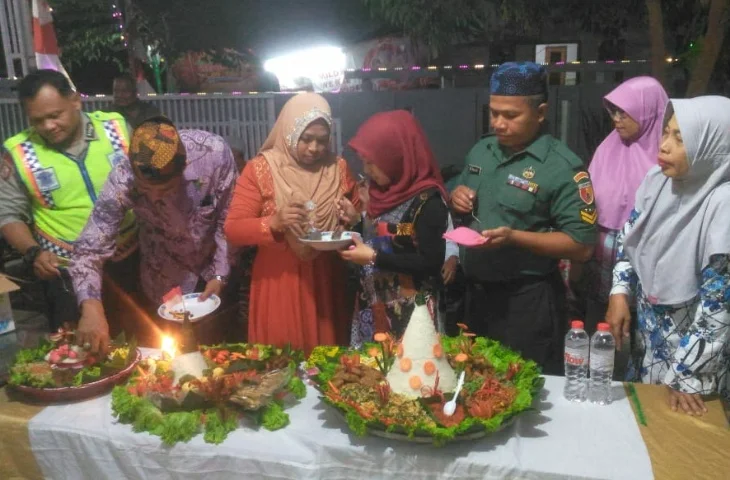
109, 74, 161, 129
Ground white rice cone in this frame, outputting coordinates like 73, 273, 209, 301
386, 303, 457, 398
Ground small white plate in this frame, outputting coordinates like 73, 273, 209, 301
298, 231, 360, 251
157, 293, 221, 323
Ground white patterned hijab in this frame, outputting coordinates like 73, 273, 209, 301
623, 96, 730, 304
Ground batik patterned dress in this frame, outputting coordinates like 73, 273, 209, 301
612, 209, 730, 400
350, 189, 443, 348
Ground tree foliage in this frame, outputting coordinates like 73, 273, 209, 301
361, 0, 541, 57
48, 0, 125, 72
646, 0, 730, 95
126, 0, 253, 61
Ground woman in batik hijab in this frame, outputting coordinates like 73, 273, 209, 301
224, 93, 360, 353
340, 110, 448, 347
573, 77, 668, 332
607, 96, 730, 415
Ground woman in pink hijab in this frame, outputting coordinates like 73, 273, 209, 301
575, 76, 668, 330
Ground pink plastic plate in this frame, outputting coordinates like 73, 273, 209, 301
443, 227, 489, 247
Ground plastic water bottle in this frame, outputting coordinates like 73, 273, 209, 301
589, 323, 616, 405
564, 320, 589, 402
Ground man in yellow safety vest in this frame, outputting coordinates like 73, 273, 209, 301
0, 69, 138, 332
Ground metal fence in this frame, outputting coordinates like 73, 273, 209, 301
0, 93, 276, 160
0, 78, 634, 167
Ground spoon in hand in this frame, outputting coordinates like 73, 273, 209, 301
443, 370, 466, 416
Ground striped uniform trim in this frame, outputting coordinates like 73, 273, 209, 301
35, 230, 72, 259
101, 119, 128, 155
17, 141, 55, 208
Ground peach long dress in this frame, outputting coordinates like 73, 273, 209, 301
224, 155, 359, 353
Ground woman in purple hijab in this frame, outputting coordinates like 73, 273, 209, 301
575, 76, 668, 331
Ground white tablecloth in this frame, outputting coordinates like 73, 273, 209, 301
27, 366, 654, 480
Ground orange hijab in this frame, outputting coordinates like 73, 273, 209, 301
260, 93, 340, 260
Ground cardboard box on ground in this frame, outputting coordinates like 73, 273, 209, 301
0, 274, 49, 381
0, 274, 20, 380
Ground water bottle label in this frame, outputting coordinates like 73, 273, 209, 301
564, 348, 586, 366
591, 353, 614, 370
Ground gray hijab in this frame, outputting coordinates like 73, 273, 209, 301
623, 96, 730, 305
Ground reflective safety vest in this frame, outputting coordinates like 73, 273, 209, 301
5, 111, 138, 261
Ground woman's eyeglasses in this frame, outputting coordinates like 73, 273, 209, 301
606, 105, 628, 121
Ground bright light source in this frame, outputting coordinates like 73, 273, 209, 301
161, 335, 178, 359
264, 46, 346, 91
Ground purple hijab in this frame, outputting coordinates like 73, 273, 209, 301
588, 76, 668, 230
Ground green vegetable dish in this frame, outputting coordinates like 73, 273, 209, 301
9, 330, 138, 389
111, 343, 306, 446
306, 321, 544, 446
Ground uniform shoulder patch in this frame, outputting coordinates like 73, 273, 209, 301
571, 169, 594, 205
573, 171, 589, 183
578, 180, 594, 205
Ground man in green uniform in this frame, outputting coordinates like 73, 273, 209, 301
451, 62, 597, 375
0, 69, 138, 332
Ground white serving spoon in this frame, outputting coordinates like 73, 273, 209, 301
443, 370, 466, 416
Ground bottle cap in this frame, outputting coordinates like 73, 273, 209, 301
571, 320, 584, 329
597, 323, 610, 332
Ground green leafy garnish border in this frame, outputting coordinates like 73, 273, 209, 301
309, 336, 544, 446
111, 344, 307, 446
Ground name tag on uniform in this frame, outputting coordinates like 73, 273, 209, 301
507, 174, 539, 194
468, 164, 482, 175
34, 167, 60, 192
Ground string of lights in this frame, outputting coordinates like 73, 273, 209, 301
343, 58, 665, 73
111, 2, 127, 48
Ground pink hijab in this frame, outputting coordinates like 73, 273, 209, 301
588, 76, 668, 230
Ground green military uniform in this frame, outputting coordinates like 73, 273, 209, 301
456, 132, 597, 282
455, 132, 597, 375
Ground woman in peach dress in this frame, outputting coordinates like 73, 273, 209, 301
224, 93, 360, 353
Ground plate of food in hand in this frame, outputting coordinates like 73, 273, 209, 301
443, 227, 489, 247
158, 293, 221, 323
305, 295, 544, 445
299, 231, 360, 251
112, 342, 307, 445
8, 329, 141, 403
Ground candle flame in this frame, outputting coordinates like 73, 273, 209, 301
161, 335, 178, 359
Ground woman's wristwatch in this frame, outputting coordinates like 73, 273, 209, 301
213, 275, 228, 285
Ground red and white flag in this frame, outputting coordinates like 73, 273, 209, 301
162, 286, 183, 310
32, 0, 75, 89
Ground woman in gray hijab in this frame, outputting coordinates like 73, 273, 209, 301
606, 96, 730, 416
